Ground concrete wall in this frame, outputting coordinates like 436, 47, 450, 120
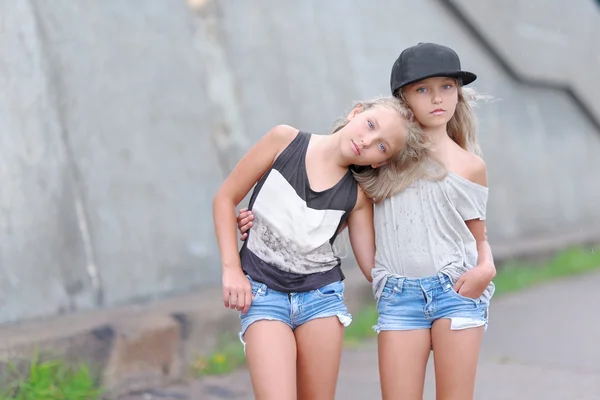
449, 0, 600, 127
0, 0, 598, 325
0, 0, 93, 322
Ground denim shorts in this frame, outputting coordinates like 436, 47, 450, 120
239, 275, 352, 350
374, 273, 489, 333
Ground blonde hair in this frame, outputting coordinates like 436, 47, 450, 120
330, 96, 438, 203
448, 86, 485, 156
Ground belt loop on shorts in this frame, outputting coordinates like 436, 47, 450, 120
395, 277, 405, 294
437, 272, 452, 289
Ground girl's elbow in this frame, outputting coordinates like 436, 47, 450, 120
213, 189, 233, 208
212, 192, 234, 220
359, 264, 374, 282
212, 192, 222, 212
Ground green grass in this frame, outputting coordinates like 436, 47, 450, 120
0, 355, 103, 400
491, 245, 600, 296
191, 335, 246, 377
343, 306, 380, 347
193, 245, 600, 375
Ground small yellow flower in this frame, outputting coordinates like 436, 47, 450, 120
213, 353, 227, 364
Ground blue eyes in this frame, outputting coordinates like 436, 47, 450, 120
416, 84, 453, 93
367, 119, 385, 152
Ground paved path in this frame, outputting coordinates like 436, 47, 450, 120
123, 271, 600, 399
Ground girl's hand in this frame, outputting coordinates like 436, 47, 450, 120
236, 208, 254, 241
222, 268, 252, 314
453, 263, 495, 299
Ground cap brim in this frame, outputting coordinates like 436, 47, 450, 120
393, 71, 477, 95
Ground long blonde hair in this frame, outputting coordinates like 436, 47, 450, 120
448, 86, 485, 155
331, 96, 438, 203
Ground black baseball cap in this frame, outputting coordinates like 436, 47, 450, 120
390, 42, 477, 96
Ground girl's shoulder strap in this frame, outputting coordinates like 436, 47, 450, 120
272, 130, 310, 168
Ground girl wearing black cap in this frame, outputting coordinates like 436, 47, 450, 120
372, 42, 496, 400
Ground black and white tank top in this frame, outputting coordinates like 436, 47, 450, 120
240, 131, 358, 292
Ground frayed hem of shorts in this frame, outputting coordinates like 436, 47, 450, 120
239, 318, 291, 355
445, 306, 491, 332
299, 312, 353, 328
373, 318, 488, 334
372, 324, 432, 333
334, 312, 353, 327
446, 317, 487, 331
238, 314, 352, 355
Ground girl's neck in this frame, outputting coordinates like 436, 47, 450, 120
312, 133, 348, 168
423, 124, 454, 157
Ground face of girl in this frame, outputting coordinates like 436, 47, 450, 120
339, 106, 407, 168
402, 76, 459, 129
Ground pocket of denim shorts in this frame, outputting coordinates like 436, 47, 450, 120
449, 286, 481, 305
315, 281, 344, 299
246, 275, 267, 298
379, 284, 397, 301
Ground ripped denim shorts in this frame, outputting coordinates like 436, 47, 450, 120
239, 276, 352, 349
374, 272, 490, 333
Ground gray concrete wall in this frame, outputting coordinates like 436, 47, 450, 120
0, 0, 94, 322
449, 0, 600, 125
0, 0, 598, 325
31, 0, 223, 309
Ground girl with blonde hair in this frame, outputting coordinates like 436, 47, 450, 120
213, 95, 427, 400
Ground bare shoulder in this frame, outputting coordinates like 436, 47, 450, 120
449, 145, 487, 187
262, 124, 298, 162
462, 151, 487, 187
264, 124, 299, 147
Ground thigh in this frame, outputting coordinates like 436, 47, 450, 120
431, 318, 484, 400
378, 330, 432, 400
240, 276, 292, 344
293, 281, 350, 400
375, 279, 433, 400
245, 321, 297, 400
294, 316, 344, 400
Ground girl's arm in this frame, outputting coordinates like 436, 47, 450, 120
346, 187, 376, 282
466, 156, 496, 274
466, 219, 495, 274
454, 156, 496, 297
456, 218, 496, 298
212, 125, 297, 313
